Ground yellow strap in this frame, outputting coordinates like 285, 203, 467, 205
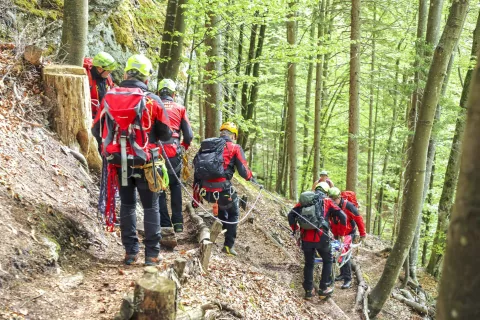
182, 153, 190, 180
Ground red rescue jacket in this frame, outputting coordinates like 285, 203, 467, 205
84, 58, 114, 119
160, 96, 193, 158
289, 197, 347, 242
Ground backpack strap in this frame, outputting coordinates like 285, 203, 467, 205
342, 199, 347, 211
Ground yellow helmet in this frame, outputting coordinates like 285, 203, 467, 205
315, 181, 330, 193
220, 122, 238, 136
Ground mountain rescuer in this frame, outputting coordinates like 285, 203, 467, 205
312, 170, 334, 190
192, 122, 254, 256
288, 190, 347, 299
92, 54, 172, 266
314, 181, 331, 200
157, 79, 193, 233
328, 187, 366, 289
84, 52, 117, 152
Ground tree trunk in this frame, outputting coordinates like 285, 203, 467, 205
368, 1, 469, 317
408, 0, 446, 282
233, 24, 244, 109
437, 44, 480, 320
286, 2, 298, 200
427, 9, 480, 277
366, 5, 376, 232
372, 89, 379, 236
238, 17, 258, 149
157, 0, 178, 81
204, 10, 222, 138
183, 24, 197, 109
165, 0, 187, 81
375, 43, 402, 234
313, 0, 325, 185
303, 17, 315, 190
421, 156, 435, 266
410, 50, 454, 280
276, 82, 288, 194
133, 267, 176, 320
198, 71, 205, 140
58, 0, 87, 66
43, 65, 101, 172
346, 0, 361, 192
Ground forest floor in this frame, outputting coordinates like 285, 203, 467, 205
0, 45, 437, 320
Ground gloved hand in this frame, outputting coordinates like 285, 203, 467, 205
181, 141, 189, 151
192, 200, 199, 209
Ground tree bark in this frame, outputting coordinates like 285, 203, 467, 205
158, 0, 178, 81
43, 65, 101, 172
375, 42, 402, 234
346, 0, 361, 192
427, 9, 480, 277
198, 71, 205, 140
409, 0, 446, 282
204, 10, 222, 138
165, 0, 187, 81
133, 267, 176, 320
233, 24, 244, 109
366, 5, 376, 232
368, 1, 469, 317
58, 0, 87, 66
286, 2, 298, 200
313, 0, 325, 185
238, 16, 258, 149
371, 89, 379, 235
302, 17, 315, 190
437, 45, 480, 320
275, 82, 288, 194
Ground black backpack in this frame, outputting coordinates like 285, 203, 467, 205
297, 191, 329, 231
193, 138, 226, 180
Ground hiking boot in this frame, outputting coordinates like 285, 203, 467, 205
145, 256, 162, 266
341, 280, 352, 289
222, 246, 238, 256
335, 275, 345, 282
318, 287, 334, 297
304, 290, 313, 300
174, 225, 183, 233
124, 254, 138, 265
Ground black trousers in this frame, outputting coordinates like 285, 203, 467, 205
118, 168, 160, 258
205, 189, 239, 248
159, 156, 183, 228
302, 234, 332, 291
339, 233, 357, 281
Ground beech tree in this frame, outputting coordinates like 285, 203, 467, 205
368, 1, 469, 316
58, 0, 88, 66
437, 43, 480, 320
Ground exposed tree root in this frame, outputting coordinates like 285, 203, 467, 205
351, 259, 370, 320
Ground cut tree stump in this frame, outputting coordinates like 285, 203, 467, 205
133, 266, 177, 320
43, 64, 101, 172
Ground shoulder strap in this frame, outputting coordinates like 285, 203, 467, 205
342, 199, 347, 211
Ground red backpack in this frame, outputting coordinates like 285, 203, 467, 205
100, 87, 155, 186
341, 191, 359, 208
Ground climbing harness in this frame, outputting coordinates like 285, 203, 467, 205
158, 141, 262, 225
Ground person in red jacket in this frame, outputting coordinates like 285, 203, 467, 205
193, 122, 253, 256
328, 187, 366, 289
157, 79, 193, 233
84, 52, 116, 153
288, 190, 347, 299
92, 55, 172, 266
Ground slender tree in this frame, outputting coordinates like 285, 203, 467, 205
165, 0, 187, 81
437, 46, 480, 320
58, 0, 88, 66
346, 0, 361, 192
313, 0, 325, 185
204, 9, 222, 138
158, 0, 178, 81
368, 1, 469, 316
286, 1, 298, 199
427, 9, 480, 277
